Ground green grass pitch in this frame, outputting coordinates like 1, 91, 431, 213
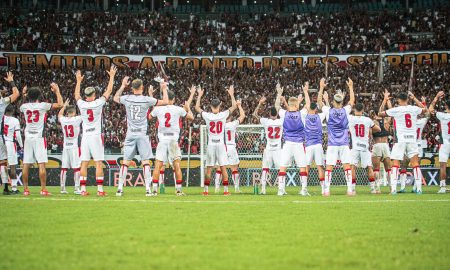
0, 185, 449, 270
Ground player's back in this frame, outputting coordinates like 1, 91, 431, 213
0, 98, 9, 120
225, 120, 239, 146
59, 116, 82, 149
20, 102, 52, 138
303, 112, 325, 147
386, 105, 422, 143
3, 115, 20, 141
279, 109, 305, 143
348, 115, 373, 151
202, 110, 229, 145
77, 97, 106, 136
260, 118, 283, 150
416, 117, 428, 140
325, 106, 350, 146
436, 112, 450, 144
152, 104, 186, 141
121, 95, 157, 136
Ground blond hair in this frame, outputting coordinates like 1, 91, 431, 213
288, 97, 299, 107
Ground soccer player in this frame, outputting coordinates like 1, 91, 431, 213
302, 81, 327, 195
3, 105, 22, 194
378, 91, 427, 194
274, 83, 308, 196
149, 84, 194, 196
253, 96, 283, 195
224, 100, 245, 193
0, 72, 20, 195
429, 91, 449, 194
20, 83, 63, 196
114, 76, 168, 196
372, 92, 393, 191
75, 66, 116, 196
195, 85, 237, 195
348, 103, 381, 194
318, 78, 355, 196
58, 100, 82, 194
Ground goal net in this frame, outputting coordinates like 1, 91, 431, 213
200, 124, 373, 187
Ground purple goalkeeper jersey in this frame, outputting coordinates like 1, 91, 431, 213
327, 107, 349, 146
304, 114, 323, 147
283, 111, 305, 143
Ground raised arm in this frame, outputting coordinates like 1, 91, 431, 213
317, 78, 326, 109
227, 85, 237, 114
253, 96, 266, 120
323, 91, 330, 108
408, 91, 428, 114
303, 82, 310, 110
113, 76, 130, 104
183, 101, 195, 121
236, 100, 245, 123
74, 70, 84, 101
3, 72, 20, 104
58, 99, 69, 120
346, 78, 355, 107
103, 65, 117, 100
185, 85, 196, 111
378, 89, 391, 117
195, 86, 204, 114
50, 83, 63, 110
429, 91, 445, 114
154, 80, 169, 106
274, 83, 283, 112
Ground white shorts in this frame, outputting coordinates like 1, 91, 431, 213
226, 145, 239, 166
262, 148, 281, 169
351, 149, 373, 168
280, 141, 307, 168
80, 135, 104, 161
390, 142, 419, 160
206, 144, 228, 167
5, 141, 18, 165
23, 137, 48, 164
0, 140, 6, 161
372, 143, 390, 160
305, 144, 324, 166
326, 145, 351, 166
62, 147, 81, 169
438, 144, 450, 163
155, 140, 181, 165
124, 135, 153, 161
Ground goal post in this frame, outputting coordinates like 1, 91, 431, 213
200, 124, 371, 187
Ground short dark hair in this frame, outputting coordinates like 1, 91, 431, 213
27, 87, 41, 101
5, 105, 14, 115
131, 79, 143, 90
310, 103, 318, 110
398, 92, 408, 101
355, 103, 364, 112
168, 90, 175, 101
211, 99, 221, 108
270, 107, 277, 117
66, 105, 76, 114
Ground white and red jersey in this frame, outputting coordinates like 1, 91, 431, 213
59, 116, 82, 149
3, 115, 22, 147
225, 120, 239, 146
416, 117, 429, 148
77, 97, 106, 136
260, 117, 283, 150
151, 105, 186, 142
436, 112, 450, 145
348, 115, 374, 151
386, 105, 423, 143
202, 110, 229, 145
20, 102, 52, 138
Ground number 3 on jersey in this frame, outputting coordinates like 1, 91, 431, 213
87, 109, 94, 122
64, 125, 74, 137
26, 110, 40, 123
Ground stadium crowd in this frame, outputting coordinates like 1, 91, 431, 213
0, 8, 448, 55
2, 58, 448, 154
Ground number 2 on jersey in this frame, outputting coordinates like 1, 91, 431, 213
164, 113, 171, 127
26, 110, 40, 123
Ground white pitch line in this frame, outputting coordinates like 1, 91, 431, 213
0, 197, 449, 204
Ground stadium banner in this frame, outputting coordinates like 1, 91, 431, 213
0, 51, 448, 70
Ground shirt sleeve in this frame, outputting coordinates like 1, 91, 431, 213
19, 104, 26, 113
223, 110, 230, 119
179, 106, 187, 117
260, 118, 267, 126
43, 102, 52, 111
77, 99, 85, 108
368, 118, 375, 128
414, 106, 423, 115
436, 112, 443, 120
96, 96, 106, 106
233, 120, 240, 128
386, 108, 396, 117
119, 95, 127, 105
344, 105, 352, 115
278, 109, 286, 119
321, 106, 330, 117
147, 96, 158, 107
